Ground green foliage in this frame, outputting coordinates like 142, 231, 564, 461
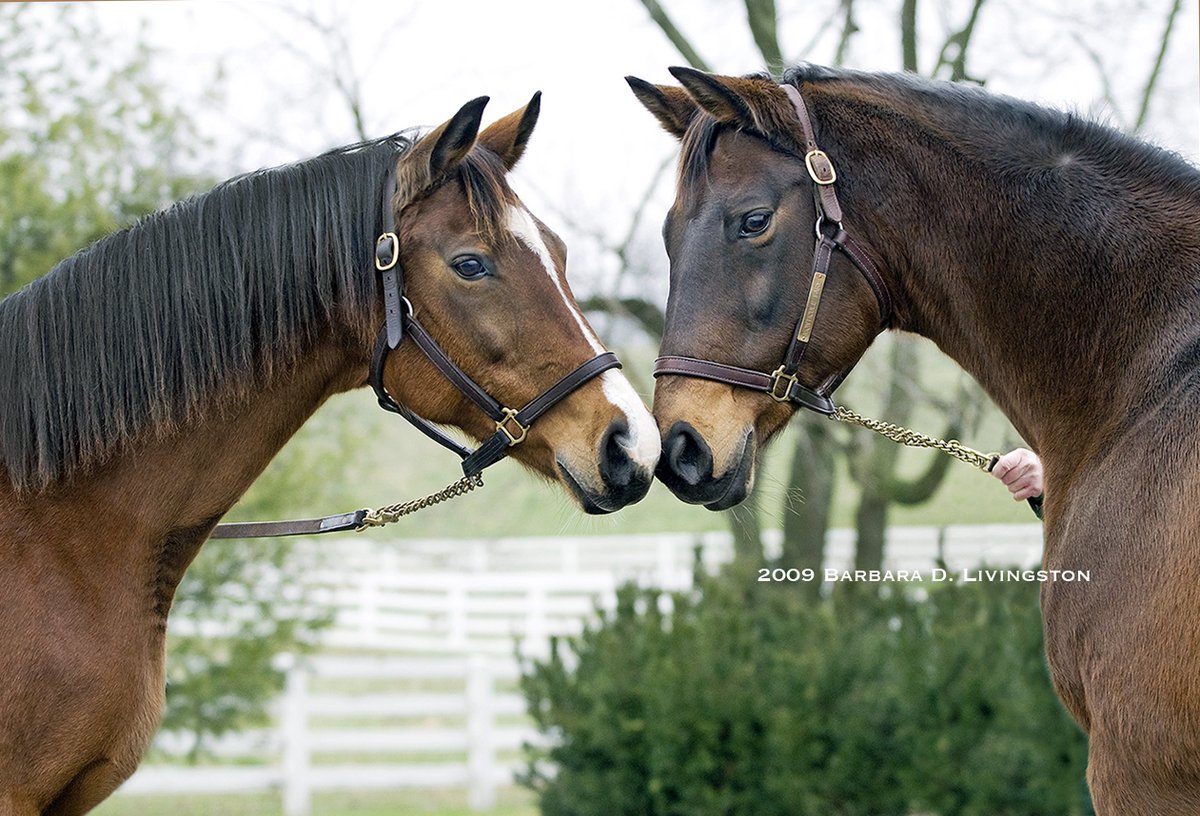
521, 567, 1090, 815
0, 3, 211, 294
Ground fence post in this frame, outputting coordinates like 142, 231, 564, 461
466, 653, 496, 811
561, 538, 579, 573
361, 573, 380, 646
656, 536, 676, 587
524, 586, 548, 657
280, 657, 311, 816
447, 583, 468, 649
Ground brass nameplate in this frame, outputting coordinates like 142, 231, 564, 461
796, 272, 827, 343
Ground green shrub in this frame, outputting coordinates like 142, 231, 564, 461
520, 564, 1089, 816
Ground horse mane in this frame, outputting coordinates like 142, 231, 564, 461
679, 64, 1200, 201
0, 128, 520, 493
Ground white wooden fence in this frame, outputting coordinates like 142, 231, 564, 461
122, 653, 538, 815
122, 524, 1046, 810
287, 523, 1045, 582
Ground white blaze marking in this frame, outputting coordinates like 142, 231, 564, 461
506, 205, 660, 469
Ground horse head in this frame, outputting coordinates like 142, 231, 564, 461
378, 95, 660, 513
627, 69, 886, 509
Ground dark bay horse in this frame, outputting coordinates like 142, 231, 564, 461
0, 95, 658, 815
628, 64, 1200, 813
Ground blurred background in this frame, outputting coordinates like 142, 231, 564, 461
2, 1, 1196, 814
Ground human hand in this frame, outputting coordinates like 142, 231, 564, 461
990, 447, 1043, 501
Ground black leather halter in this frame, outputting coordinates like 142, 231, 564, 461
653, 82, 891, 415
367, 173, 621, 478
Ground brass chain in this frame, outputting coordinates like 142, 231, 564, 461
356, 473, 485, 530
832, 405, 1000, 473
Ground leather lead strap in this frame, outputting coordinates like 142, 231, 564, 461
208, 510, 368, 540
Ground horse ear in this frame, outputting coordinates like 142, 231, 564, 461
626, 76, 698, 140
668, 66, 760, 130
477, 91, 541, 170
403, 96, 489, 188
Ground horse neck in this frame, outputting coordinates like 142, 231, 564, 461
816, 82, 1200, 480
5, 331, 365, 624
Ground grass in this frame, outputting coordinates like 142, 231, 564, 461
95, 788, 538, 816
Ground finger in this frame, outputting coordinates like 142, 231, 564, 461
991, 454, 1016, 479
1011, 475, 1041, 500
1001, 461, 1033, 487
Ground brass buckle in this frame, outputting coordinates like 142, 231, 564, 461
497, 408, 529, 445
804, 149, 837, 185
769, 366, 798, 402
375, 232, 400, 271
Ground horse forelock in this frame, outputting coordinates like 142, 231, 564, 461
0, 132, 416, 493
394, 137, 520, 248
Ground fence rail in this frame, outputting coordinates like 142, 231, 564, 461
123, 654, 536, 815
123, 524, 1046, 811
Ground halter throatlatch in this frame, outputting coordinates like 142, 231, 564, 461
653, 82, 891, 416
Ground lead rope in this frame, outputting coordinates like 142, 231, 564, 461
831, 406, 1001, 473
357, 473, 485, 531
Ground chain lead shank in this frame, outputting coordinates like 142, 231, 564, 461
357, 473, 485, 531
832, 406, 1001, 473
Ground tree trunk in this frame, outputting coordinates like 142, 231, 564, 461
780, 414, 836, 600
726, 469, 764, 564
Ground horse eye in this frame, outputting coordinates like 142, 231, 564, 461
739, 210, 773, 238
451, 256, 488, 280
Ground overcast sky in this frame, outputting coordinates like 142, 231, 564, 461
84, 0, 1200, 302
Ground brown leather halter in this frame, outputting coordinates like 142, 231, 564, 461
210, 166, 620, 538
653, 83, 891, 415
366, 172, 621, 476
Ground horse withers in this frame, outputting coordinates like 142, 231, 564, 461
629, 64, 1200, 813
0, 95, 658, 815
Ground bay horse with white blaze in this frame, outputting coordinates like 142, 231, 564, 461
628, 64, 1200, 813
0, 95, 658, 815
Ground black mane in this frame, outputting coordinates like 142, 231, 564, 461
784, 64, 1200, 196
679, 64, 1200, 202
0, 133, 412, 492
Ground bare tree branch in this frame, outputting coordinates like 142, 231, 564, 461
1134, 0, 1184, 133
900, 0, 918, 72
745, 0, 784, 73
833, 0, 859, 67
933, 0, 988, 83
637, 0, 712, 71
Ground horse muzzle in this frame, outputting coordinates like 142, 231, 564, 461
655, 421, 754, 510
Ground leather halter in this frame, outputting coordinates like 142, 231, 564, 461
653, 83, 891, 416
367, 171, 621, 478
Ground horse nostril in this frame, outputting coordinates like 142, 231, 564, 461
599, 419, 636, 489
663, 421, 712, 487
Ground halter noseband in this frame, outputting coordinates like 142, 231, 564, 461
653, 82, 892, 415
368, 171, 621, 477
